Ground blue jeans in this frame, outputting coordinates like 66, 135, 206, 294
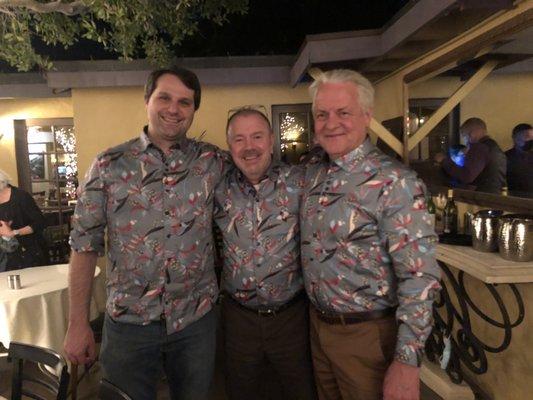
100, 309, 216, 400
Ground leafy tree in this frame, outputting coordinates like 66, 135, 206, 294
0, 0, 249, 71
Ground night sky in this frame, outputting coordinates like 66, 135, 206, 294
32, 0, 409, 61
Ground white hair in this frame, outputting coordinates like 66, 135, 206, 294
0, 169, 11, 190
309, 69, 375, 113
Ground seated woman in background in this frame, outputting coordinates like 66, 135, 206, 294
0, 169, 48, 270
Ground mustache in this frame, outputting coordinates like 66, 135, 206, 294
240, 149, 261, 158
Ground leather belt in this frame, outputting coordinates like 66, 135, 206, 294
313, 305, 396, 325
225, 291, 306, 317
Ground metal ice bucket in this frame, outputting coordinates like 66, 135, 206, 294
472, 210, 504, 252
498, 214, 533, 262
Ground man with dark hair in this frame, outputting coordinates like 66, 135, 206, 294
436, 117, 507, 193
215, 107, 316, 400
505, 123, 533, 193
64, 66, 227, 400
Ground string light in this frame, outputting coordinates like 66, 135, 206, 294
55, 127, 78, 199
280, 113, 305, 153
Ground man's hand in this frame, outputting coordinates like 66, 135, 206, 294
64, 321, 96, 365
383, 360, 420, 400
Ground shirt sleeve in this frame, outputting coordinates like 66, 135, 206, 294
69, 156, 107, 256
19, 190, 46, 234
378, 175, 441, 367
442, 143, 489, 184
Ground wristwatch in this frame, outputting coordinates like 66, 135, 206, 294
13, 229, 20, 236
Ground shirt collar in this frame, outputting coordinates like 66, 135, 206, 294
137, 126, 190, 154
331, 137, 374, 173
234, 160, 282, 192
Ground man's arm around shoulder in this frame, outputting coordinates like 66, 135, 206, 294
64, 250, 98, 365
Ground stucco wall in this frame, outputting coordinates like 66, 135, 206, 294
411, 72, 533, 151
72, 83, 310, 177
1, 72, 531, 183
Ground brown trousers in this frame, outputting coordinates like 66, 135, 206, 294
310, 308, 398, 400
222, 296, 317, 400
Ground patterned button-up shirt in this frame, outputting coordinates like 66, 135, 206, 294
214, 162, 305, 308
301, 138, 440, 366
70, 130, 227, 334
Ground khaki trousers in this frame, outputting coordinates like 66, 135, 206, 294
310, 308, 398, 400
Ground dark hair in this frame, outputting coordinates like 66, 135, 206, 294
461, 117, 487, 133
226, 107, 271, 135
512, 123, 532, 138
144, 66, 201, 110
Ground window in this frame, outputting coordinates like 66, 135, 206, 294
272, 104, 314, 164
14, 118, 78, 264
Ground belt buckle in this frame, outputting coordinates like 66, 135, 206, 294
257, 308, 276, 317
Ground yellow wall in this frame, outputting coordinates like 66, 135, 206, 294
374, 74, 404, 122
411, 72, 533, 151
1, 73, 531, 182
72, 83, 310, 177
0, 98, 73, 185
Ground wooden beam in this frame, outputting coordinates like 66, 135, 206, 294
402, 4, 533, 83
369, 118, 403, 156
408, 60, 497, 151
402, 81, 410, 164
374, 0, 533, 85
408, 45, 495, 86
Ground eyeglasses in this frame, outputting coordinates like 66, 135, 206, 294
226, 105, 271, 133
227, 104, 270, 122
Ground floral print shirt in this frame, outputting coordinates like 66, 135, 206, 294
70, 130, 228, 334
301, 138, 440, 366
214, 162, 305, 308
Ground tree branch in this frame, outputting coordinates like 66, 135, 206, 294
0, 0, 88, 16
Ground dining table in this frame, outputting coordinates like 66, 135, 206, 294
0, 264, 103, 355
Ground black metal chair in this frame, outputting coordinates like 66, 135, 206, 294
7, 341, 70, 400
98, 379, 132, 400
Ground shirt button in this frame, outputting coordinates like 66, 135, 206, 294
256, 241, 260, 246
166, 234, 171, 238
164, 210, 170, 216
324, 187, 330, 191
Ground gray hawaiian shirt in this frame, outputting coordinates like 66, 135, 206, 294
301, 138, 441, 366
214, 162, 305, 308
70, 129, 228, 334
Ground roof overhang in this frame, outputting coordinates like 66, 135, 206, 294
0, 0, 531, 99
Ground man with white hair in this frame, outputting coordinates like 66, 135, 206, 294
300, 69, 440, 400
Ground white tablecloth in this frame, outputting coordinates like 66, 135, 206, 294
0, 264, 102, 354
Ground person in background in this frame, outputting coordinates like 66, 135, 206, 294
505, 123, 533, 194
435, 118, 506, 193
215, 107, 316, 400
0, 169, 47, 270
64, 66, 228, 400
448, 144, 467, 167
301, 69, 440, 400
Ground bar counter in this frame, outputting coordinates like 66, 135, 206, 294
424, 243, 533, 399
